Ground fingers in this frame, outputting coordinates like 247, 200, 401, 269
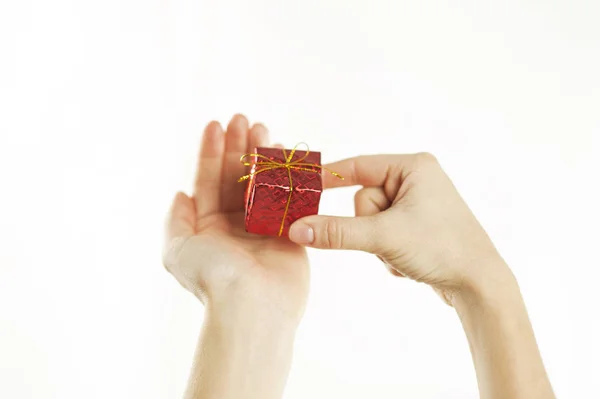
194, 121, 225, 218
353, 188, 404, 277
221, 114, 250, 212
354, 187, 390, 217
289, 171, 396, 251
288, 215, 381, 252
322, 154, 411, 189
248, 123, 269, 154
163, 192, 196, 270
166, 192, 196, 238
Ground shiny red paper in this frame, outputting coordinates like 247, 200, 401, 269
244, 147, 322, 237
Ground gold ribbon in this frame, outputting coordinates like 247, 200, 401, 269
238, 143, 343, 236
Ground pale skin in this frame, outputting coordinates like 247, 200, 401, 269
163, 114, 555, 399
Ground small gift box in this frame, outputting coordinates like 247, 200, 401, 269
239, 144, 340, 237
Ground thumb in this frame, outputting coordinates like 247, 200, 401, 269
163, 192, 195, 272
289, 215, 380, 251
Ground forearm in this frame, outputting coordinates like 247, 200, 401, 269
184, 302, 297, 399
454, 260, 555, 399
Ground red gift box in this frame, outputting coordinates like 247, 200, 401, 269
241, 146, 323, 237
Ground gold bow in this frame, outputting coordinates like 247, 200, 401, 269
238, 143, 343, 236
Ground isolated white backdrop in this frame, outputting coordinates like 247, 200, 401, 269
1, 1, 599, 398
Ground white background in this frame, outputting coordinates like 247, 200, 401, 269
1, 1, 599, 398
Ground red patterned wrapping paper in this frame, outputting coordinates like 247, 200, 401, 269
244, 147, 322, 237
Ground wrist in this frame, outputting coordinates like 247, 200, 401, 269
207, 282, 308, 327
449, 259, 554, 399
206, 298, 300, 338
202, 302, 298, 378
188, 299, 298, 399
452, 257, 521, 312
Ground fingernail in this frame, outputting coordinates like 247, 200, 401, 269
289, 223, 314, 244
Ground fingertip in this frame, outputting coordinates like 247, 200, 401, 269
170, 191, 195, 215
288, 221, 315, 245
201, 123, 225, 160
173, 191, 187, 203
272, 143, 284, 149
322, 168, 348, 189
232, 113, 249, 122
173, 190, 192, 204
249, 123, 269, 150
204, 120, 223, 135
228, 113, 249, 131
203, 121, 224, 149
251, 122, 268, 134
225, 114, 249, 156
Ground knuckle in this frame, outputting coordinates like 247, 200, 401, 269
416, 151, 438, 164
354, 188, 367, 203
369, 214, 397, 253
410, 152, 440, 173
367, 240, 381, 254
324, 219, 343, 249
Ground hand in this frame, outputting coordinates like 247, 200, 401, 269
163, 115, 309, 323
288, 153, 512, 305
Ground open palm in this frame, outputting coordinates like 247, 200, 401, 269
163, 115, 310, 321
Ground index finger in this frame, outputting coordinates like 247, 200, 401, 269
322, 154, 411, 189
194, 121, 225, 217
